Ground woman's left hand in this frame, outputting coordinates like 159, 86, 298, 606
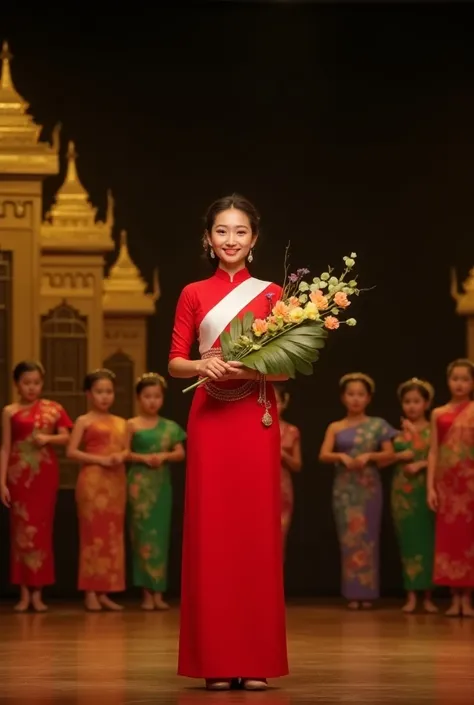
219, 361, 256, 382
32, 433, 49, 447
354, 453, 372, 469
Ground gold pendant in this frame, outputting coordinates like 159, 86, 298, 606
262, 409, 273, 427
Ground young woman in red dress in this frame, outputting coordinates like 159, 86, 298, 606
427, 358, 474, 617
168, 194, 289, 691
0, 361, 72, 612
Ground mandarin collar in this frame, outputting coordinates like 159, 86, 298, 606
213, 267, 251, 284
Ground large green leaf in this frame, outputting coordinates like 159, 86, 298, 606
220, 331, 232, 360
241, 322, 328, 377
242, 311, 254, 336
230, 316, 242, 342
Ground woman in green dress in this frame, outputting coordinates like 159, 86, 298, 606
391, 378, 437, 614
127, 373, 186, 610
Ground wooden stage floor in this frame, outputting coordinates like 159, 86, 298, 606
0, 601, 473, 704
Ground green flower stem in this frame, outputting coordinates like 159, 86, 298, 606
182, 377, 208, 394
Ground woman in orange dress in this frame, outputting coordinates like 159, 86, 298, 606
427, 358, 474, 617
0, 361, 72, 612
67, 368, 128, 611
274, 384, 302, 559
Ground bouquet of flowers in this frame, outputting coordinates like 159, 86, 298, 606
183, 252, 361, 394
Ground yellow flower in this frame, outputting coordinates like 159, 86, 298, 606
304, 302, 319, 320
289, 306, 305, 323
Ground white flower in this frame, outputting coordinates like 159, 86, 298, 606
329, 276, 339, 286
298, 281, 309, 292
346, 318, 357, 326
310, 282, 320, 292
320, 272, 330, 281
318, 281, 328, 289
350, 252, 357, 258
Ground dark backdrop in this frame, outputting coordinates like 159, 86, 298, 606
1, 2, 473, 598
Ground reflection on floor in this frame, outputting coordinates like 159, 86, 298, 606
0, 601, 473, 704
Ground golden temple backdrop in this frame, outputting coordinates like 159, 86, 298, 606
0, 43, 159, 487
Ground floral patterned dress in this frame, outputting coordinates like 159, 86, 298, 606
434, 402, 474, 587
75, 415, 127, 593
333, 417, 396, 601
391, 427, 435, 591
7, 399, 72, 586
127, 418, 186, 592
280, 422, 300, 557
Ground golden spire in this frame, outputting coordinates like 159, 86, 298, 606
103, 230, 158, 314
0, 41, 28, 111
0, 41, 58, 174
56, 141, 89, 200
41, 141, 113, 251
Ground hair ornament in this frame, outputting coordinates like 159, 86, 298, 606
339, 372, 375, 393
137, 372, 167, 389
91, 367, 116, 379
397, 377, 434, 402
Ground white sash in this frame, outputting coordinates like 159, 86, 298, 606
199, 277, 271, 354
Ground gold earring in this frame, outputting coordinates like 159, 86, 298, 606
210, 248, 215, 259
248, 249, 254, 263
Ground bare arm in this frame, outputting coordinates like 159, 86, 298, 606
282, 430, 302, 472
67, 417, 110, 466
370, 439, 395, 466
34, 427, 70, 448
319, 424, 345, 464
159, 443, 185, 465
0, 408, 12, 489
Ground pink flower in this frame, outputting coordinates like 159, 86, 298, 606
310, 291, 329, 310
252, 318, 268, 337
324, 316, 340, 330
334, 292, 351, 308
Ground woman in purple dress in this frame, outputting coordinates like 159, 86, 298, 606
319, 373, 396, 609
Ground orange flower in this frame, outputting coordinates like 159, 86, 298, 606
252, 318, 268, 337
310, 291, 329, 310
324, 316, 339, 330
334, 291, 351, 308
272, 300, 290, 319
348, 515, 366, 534
287, 296, 300, 310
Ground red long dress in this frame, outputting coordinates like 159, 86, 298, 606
170, 267, 288, 680
433, 401, 474, 587
7, 399, 72, 586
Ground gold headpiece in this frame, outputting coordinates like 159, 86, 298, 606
339, 372, 375, 393
397, 377, 434, 402
91, 368, 116, 379
137, 372, 167, 389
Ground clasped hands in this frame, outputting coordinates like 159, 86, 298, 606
198, 357, 255, 382
339, 453, 373, 470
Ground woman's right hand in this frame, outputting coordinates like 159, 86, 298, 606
197, 357, 231, 380
1, 484, 11, 508
339, 453, 355, 469
427, 486, 438, 512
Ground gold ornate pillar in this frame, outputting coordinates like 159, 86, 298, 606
451, 267, 474, 359
103, 230, 159, 415
0, 42, 58, 401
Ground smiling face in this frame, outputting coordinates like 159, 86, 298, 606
207, 208, 257, 270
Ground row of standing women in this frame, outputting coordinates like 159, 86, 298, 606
0, 362, 186, 613
319, 363, 474, 618
2, 193, 474, 693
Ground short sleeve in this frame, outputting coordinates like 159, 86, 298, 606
171, 421, 187, 446
169, 285, 196, 361
55, 404, 73, 430
378, 418, 397, 446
